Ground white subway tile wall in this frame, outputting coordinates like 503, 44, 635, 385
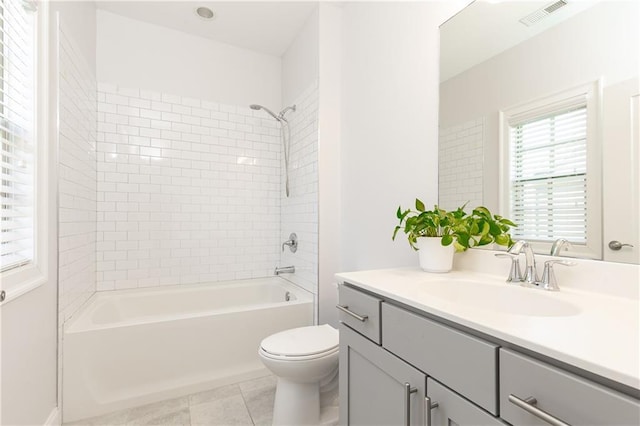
58, 22, 98, 410
279, 81, 319, 297
438, 118, 484, 211
58, 25, 98, 323
95, 84, 283, 290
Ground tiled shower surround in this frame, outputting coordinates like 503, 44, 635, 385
96, 84, 285, 290
58, 25, 98, 323
438, 117, 484, 211
280, 81, 319, 296
58, 20, 98, 409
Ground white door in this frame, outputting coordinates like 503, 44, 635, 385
602, 79, 640, 264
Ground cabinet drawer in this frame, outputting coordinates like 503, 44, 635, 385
500, 349, 640, 426
382, 303, 499, 414
338, 284, 382, 344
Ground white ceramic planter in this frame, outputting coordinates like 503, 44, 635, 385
416, 237, 455, 272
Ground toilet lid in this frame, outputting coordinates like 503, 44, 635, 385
261, 324, 339, 357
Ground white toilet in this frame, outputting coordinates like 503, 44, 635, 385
258, 324, 339, 426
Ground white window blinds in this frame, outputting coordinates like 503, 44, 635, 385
1, 0, 36, 272
508, 102, 588, 243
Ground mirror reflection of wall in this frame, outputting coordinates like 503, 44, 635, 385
439, 0, 639, 264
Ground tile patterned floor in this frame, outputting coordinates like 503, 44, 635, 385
65, 375, 279, 426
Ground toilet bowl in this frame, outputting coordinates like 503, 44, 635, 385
259, 324, 339, 426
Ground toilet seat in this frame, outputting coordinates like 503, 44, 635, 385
260, 324, 339, 360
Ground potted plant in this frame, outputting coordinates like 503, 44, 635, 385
392, 199, 515, 272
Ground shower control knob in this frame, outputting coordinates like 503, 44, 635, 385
282, 233, 298, 253
608, 240, 634, 251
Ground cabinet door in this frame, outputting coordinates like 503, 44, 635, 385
427, 379, 506, 426
340, 325, 426, 426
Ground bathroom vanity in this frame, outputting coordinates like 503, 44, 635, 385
336, 268, 640, 426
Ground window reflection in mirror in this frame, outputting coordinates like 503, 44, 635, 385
438, 0, 639, 264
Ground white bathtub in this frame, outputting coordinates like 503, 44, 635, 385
62, 277, 313, 422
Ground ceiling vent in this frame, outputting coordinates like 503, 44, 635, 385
519, 0, 568, 27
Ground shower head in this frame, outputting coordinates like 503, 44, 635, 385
250, 104, 297, 123
250, 104, 281, 122
278, 105, 296, 120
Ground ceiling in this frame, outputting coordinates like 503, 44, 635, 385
95, 1, 319, 57
440, 0, 601, 82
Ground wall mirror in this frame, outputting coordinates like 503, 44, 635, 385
439, 0, 639, 264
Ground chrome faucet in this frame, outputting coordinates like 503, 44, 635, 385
499, 240, 576, 291
274, 265, 295, 275
507, 240, 538, 285
550, 238, 572, 256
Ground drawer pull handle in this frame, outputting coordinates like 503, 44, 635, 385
404, 382, 417, 426
336, 304, 369, 322
508, 394, 571, 426
424, 396, 439, 426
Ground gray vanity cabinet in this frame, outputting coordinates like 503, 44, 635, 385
339, 325, 427, 426
338, 283, 640, 426
428, 379, 507, 426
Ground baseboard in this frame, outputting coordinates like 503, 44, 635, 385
44, 407, 61, 426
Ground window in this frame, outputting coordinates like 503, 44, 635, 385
0, 0, 46, 303
1, 0, 37, 272
500, 82, 601, 259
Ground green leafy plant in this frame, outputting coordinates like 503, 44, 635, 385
392, 199, 516, 252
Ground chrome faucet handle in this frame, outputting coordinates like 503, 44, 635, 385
281, 232, 298, 253
494, 253, 523, 283
538, 260, 576, 291
508, 240, 538, 285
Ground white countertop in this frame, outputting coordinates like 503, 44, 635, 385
336, 267, 640, 391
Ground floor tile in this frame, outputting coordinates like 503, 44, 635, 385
188, 383, 241, 407
126, 397, 189, 425
238, 375, 276, 394
127, 408, 190, 426
64, 408, 130, 426
242, 384, 276, 426
190, 394, 253, 426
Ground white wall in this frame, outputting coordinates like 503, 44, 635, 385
281, 8, 319, 107
96, 10, 281, 109
440, 2, 638, 128
51, 1, 97, 74
318, 3, 343, 326
339, 1, 466, 273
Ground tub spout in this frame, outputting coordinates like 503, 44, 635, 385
274, 266, 295, 275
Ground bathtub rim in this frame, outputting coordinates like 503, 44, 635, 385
65, 277, 313, 334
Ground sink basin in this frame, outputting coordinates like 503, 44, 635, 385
422, 279, 581, 317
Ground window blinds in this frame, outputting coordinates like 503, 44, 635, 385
0, 0, 36, 272
509, 104, 588, 243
